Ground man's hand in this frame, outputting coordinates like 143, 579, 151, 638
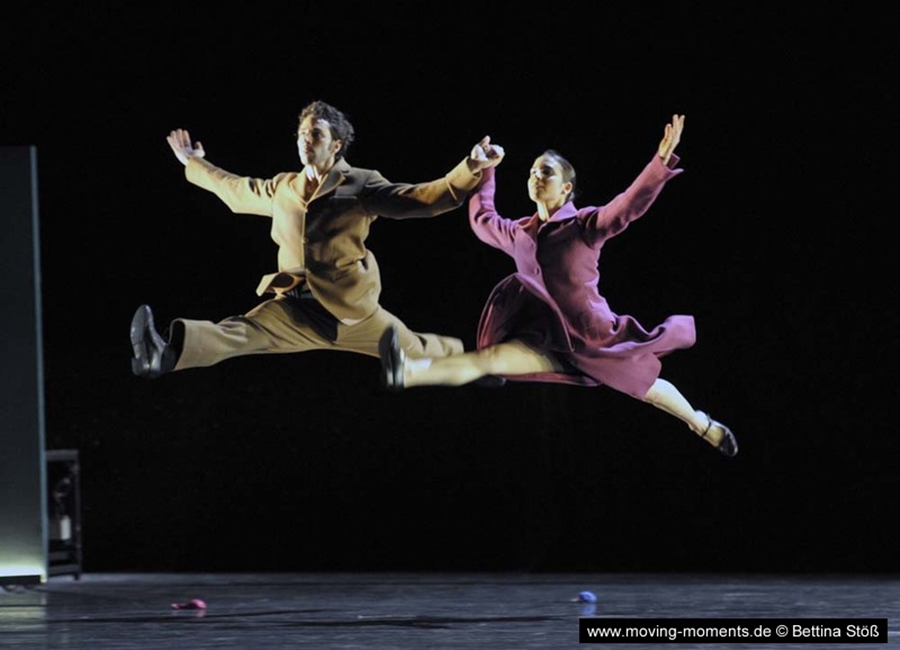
167, 128, 206, 166
657, 114, 684, 165
468, 135, 505, 173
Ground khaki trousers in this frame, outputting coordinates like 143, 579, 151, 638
172, 297, 463, 371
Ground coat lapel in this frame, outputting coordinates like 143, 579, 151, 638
312, 159, 349, 200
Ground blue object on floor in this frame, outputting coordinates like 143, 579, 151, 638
576, 590, 597, 603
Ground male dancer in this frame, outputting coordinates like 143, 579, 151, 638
131, 100, 504, 377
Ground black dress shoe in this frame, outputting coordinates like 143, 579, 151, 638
130, 304, 176, 378
474, 375, 507, 388
700, 412, 738, 457
378, 326, 405, 391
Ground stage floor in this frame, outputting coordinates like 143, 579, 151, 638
2, 572, 897, 649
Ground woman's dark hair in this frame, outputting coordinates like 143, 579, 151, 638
542, 149, 577, 203
298, 100, 356, 160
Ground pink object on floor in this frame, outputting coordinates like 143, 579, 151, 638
171, 598, 207, 610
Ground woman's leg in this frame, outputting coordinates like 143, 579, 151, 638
404, 340, 563, 387
642, 378, 735, 451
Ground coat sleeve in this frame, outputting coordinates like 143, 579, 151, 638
468, 166, 518, 253
184, 157, 280, 217
582, 153, 683, 243
360, 158, 482, 219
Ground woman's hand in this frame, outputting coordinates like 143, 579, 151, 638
657, 114, 685, 165
468, 135, 506, 172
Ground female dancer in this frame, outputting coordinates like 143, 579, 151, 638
379, 115, 736, 456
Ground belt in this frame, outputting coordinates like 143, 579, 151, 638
256, 271, 306, 297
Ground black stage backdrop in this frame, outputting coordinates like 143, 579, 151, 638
2, 2, 894, 573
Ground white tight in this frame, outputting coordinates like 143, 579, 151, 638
404, 340, 720, 444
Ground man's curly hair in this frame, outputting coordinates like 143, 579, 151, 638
298, 100, 356, 160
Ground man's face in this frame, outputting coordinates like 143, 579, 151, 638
297, 116, 341, 168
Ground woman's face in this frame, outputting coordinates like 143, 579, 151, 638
527, 155, 572, 210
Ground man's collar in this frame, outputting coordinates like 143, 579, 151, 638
306, 157, 349, 182
305, 165, 325, 183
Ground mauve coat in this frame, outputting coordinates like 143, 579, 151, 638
468, 154, 696, 399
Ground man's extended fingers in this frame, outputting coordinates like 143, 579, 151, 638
169, 129, 189, 147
